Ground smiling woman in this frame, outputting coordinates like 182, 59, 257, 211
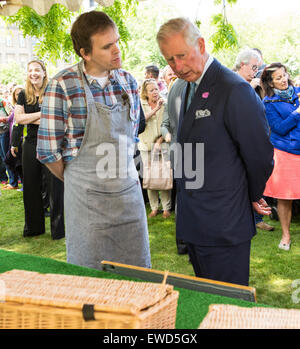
14, 60, 47, 128
24, 60, 48, 106
28, 63, 44, 86
12, 59, 65, 240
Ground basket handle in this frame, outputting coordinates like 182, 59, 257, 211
159, 271, 169, 297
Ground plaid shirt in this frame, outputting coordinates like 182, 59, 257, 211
37, 60, 141, 164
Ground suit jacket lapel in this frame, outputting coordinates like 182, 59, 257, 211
177, 82, 189, 140
178, 59, 220, 144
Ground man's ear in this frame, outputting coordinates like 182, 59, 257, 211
80, 48, 90, 61
197, 37, 206, 54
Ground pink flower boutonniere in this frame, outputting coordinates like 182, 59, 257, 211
202, 92, 209, 99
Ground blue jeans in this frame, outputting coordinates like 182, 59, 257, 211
0, 131, 18, 187
0, 156, 8, 181
254, 211, 263, 224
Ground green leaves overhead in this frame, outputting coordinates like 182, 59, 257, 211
1, 0, 239, 62
2, 4, 73, 63
209, 0, 238, 52
101, 0, 138, 57
2, 0, 139, 63
210, 14, 238, 52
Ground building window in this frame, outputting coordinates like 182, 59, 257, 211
6, 53, 16, 63
19, 35, 26, 48
20, 54, 28, 64
6, 35, 12, 47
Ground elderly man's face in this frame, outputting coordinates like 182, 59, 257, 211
238, 57, 259, 83
159, 32, 206, 82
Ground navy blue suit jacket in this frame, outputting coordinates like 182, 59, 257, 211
172, 59, 274, 246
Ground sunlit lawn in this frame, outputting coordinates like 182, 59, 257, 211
0, 184, 299, 309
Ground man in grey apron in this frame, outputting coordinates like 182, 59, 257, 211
37, 11, 151, 270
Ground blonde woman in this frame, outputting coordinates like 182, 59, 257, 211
139, 78, 171, 218
14, 59, 64, 239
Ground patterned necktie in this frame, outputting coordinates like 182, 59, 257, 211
186, 82, 196, 111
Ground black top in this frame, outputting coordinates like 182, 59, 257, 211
138, 103, 145, 134
12, 89, 41, 145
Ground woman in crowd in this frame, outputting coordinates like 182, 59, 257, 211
139, 78, 171, 218
0, 94, 18, 189
162, 65, 177, 92
4, 85, 23, 187
14, 59, 65, 239
261, 62, 300, 251
9, 85, 23, 134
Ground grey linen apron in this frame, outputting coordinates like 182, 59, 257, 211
64, 68, 151, 270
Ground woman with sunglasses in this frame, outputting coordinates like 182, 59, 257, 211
14, 59, 65, 239
261, 63, 300, 251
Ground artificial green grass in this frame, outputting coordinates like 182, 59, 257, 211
0, 185, 299, 311
0, 248, 266, 329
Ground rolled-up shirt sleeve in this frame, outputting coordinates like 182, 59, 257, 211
37, 79, 67, 164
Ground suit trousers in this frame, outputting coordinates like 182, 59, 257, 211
22, 139, 65, 239
186, 240, 251, 286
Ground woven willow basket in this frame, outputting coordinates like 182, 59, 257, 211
0, 269, 179, 329
199, 304, 300, 329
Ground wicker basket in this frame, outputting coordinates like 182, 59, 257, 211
0, 269, 179, 329
199, 304, 300, 329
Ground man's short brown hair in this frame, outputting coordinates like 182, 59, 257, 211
71, 11, 116, 58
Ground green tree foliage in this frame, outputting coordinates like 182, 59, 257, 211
122, 0, 178, 78
210, 0, 238, 52
210, 13, 238, 52
123, 0, 240, 78
102, 0, 138, 56
2, 4, 73, 63
210, 7, 300, 78
0, 62, 25, 85
1, 0, 240, 66
0, 0, 241, 70
2, 0, 139, 63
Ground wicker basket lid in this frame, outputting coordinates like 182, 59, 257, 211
0, 269, 173, 315
199, 304, 300, 329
